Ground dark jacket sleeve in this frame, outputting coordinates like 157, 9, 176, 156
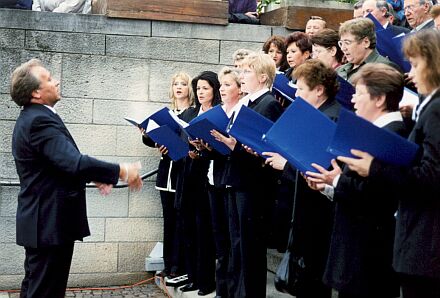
370, 103, 440, 200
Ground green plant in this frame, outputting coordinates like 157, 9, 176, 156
257, 0, 281, 14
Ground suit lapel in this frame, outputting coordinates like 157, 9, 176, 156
35, 104, 80, 151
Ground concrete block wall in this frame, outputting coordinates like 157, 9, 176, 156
0, 8, 293, 289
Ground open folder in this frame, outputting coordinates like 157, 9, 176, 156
336, 76, 355, 110
185, 105, 231, 155
124, 107, 187, 133
145, 120, 189, 161
366, 13, 411, 73
263, 97, 337, 173
327, 109, 419, 166
228, 105, 275, 155
272, 73, 297, 102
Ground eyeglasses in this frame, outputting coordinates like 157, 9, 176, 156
403, 4, 420, 12
309, 16, 324, 20
311, 47, 330, 58
338, 39, 360, 48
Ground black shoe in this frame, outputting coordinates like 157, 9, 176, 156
197, 287, 215, 296
180, 282, 198, 292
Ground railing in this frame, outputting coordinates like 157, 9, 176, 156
0, 168, 158, 188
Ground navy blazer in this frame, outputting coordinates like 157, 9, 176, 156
370, 89, 440, 279
12, 104, 119, 248
323, 119, 408, 297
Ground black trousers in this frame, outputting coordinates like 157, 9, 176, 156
208, 185, 231, 297
20, 243, 75, 298
400, 273, 440, 298
159, 190, 183, 275
181, 188, 216, 291
228, 189, 267, 298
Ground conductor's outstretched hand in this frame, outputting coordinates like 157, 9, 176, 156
119, 161, 143, 191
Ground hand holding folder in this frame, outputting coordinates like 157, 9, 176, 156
144, 120, 189, 161
185, 105, 232, 155
263, 98, 337, 173
327, 109, 419, 166
228, 105, 275, 156
124, 107, 190, 161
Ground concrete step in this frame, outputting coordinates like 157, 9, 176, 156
156, 270, 292, 298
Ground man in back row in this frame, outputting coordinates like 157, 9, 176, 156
10, 59, 143, 298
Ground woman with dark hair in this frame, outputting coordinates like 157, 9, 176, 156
262, 35, 289, 72
175, 71, 221, 296
311, 28, 345, 70
264, 60, 341, 298
284, 31, 312, 83
335, 29, 440, 298
306, 63, 407, 298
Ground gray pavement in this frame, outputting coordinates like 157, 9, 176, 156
0, 282, 167, 298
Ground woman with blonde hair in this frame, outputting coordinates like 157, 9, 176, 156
142, 71, 194, 278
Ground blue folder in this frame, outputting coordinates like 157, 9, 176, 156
366, 13, 411, 73
263, 97, 337, 173
185, 119, 230, 155
148, 107, 184, 133
228, 105, 275, 155
336, 75, 355, 110
146, 124, 189, 161
272, 73, 296, 102
327, 109, 419, 166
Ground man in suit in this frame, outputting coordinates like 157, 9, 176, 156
363, 0, 411, 34
404, 0, 434, 31
10, 59, 143, 298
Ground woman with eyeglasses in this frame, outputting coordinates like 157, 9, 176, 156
336, 18, 400, 83
311, 28, 345, 70
334, 30, 440, 298
306, 63, 408, 298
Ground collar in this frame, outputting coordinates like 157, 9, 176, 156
43, 105, 57, 114
415, 87, 440, 122
373, 111, 403, 128
414, 18, 433, 31
383, 21, 389, 29
222, 101, 242, 118
246, 88, 270, 104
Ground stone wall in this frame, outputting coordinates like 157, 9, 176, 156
0, 8, 291, 289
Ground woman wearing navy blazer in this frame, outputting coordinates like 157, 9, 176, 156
176, 71, 221, 296
306, 63, 408, 298
142, 72, 194, 278
337, 30, 440, 298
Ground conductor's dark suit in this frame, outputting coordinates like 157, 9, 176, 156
12, 103, 120, 298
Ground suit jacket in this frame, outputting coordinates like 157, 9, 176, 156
223, 91, 283, 190
174, 106, 211, 210
142, 134, 178, 192
388, 24, 410, 36
411, 19, 435, 32
12, 104, 119, 248
281, 97, 341, 281
323, 120, 408, 296
370, 89, 440, 279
